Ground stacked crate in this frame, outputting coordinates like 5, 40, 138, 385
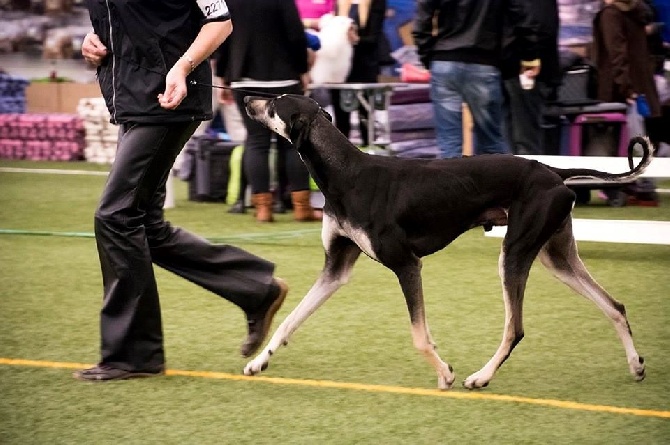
387, 86, 439, 159
77, 97, 117, 164
0, 113, 85, 160
0, 73, 30, 114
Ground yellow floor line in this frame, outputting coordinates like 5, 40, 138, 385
2, 357, 668, 419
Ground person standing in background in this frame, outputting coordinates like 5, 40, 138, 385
649, 0, 670, 48
413, 0, 540, 158
330, 0, 387, 148
644, 0, 670, 150
502, 0, 561, 155
216, 0, 319, 223
74, 0, 288, 382
592, 0, 662, 122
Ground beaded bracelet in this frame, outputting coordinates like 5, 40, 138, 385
182, 54, 196, 73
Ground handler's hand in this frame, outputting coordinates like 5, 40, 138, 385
218, 87, 234, 104
158, 60, 190, 110
300, 72, 311, 91
520, 59, 541, 78
82, 32, 107, 67
347, 24, 360, 45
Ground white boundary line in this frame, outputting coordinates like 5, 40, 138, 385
0, 167, 108, 176
486, 219, 670, 245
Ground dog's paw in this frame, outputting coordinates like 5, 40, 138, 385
436, 363, 455, 390
629, 355, 646, 382
243, 357, 269, 376
463, 371, 492, 390
437, 374, 455, 390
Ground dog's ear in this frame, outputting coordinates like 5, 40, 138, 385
320, 108, 333, 122
289, 114, 311, 145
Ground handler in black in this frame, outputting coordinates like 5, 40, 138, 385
74, 0, 288, 382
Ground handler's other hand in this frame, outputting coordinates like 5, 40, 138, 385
158, 63, 189, 110
82, 32, 107, 67
347, 24, 360, 45
218, 87, 234, 104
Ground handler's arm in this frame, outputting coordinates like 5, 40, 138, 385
412, 0, 437, 70
159, 5, 233, 109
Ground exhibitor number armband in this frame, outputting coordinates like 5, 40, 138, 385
196, 0, 230, 21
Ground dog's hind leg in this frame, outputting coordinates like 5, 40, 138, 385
243, 234, 361, 376
393, 257, 455, 390
464, 186, 576, 389
538, 218, 645, 381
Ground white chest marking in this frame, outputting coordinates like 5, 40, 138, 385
340, 221, 378, 261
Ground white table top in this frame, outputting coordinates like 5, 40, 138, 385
309, 82, 408, 90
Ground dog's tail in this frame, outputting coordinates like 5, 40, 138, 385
548, 136, 654, 183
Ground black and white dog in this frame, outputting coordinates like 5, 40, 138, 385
242, 94, 651, 390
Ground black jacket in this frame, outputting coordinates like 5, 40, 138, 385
215, 0, 308, 84
501, 0, 561, 85
85, 0, 230, 124
340, 0, 387, 83
413, 0, 539, 69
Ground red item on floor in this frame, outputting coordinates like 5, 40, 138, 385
400, 64, 430, 83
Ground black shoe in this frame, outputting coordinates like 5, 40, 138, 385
228, 200, 246, 214
73, 364, 164, 382
273, 200, 287, 214
240, 278, 289, 357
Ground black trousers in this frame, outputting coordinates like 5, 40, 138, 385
330, 89, 371, 146
95, 121, 276, 372
233, 84, 311, 195
503, 77, 551, 155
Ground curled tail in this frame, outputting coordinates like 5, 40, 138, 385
549, 136, 654, 183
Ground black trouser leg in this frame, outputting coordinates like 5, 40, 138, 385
95, 122, 275, 371
503, 77, 546, 155
331, 90, 371, 146
331, 89, 352, 140
236, 148, 247, 202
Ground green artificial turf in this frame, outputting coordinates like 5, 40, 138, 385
0, 160, 668, 444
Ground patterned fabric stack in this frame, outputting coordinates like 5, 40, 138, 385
0, 73, 30, 114
0, 113, 85, 160
77, 97, 117, 164
387, 86, 439, 159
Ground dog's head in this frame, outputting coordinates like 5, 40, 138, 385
244, 94, 329, 145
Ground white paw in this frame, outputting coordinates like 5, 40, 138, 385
437, 374, 455, 390
629, 355, 646, 381
463, 371, 492, 390
436, 364, 455, 390
243, 355, 269, 376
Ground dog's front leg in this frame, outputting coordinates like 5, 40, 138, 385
394, 259, 455, 390
243, 274, 345, 376
244, 235, 362, 376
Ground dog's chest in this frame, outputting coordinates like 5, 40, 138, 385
336, 219, 378, 261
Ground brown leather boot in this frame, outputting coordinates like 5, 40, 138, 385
251, 192, 274, 222
291, 190, 322, 222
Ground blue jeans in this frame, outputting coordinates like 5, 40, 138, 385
430, 61, 509, 158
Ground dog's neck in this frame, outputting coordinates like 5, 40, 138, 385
293, 113, 366, 196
